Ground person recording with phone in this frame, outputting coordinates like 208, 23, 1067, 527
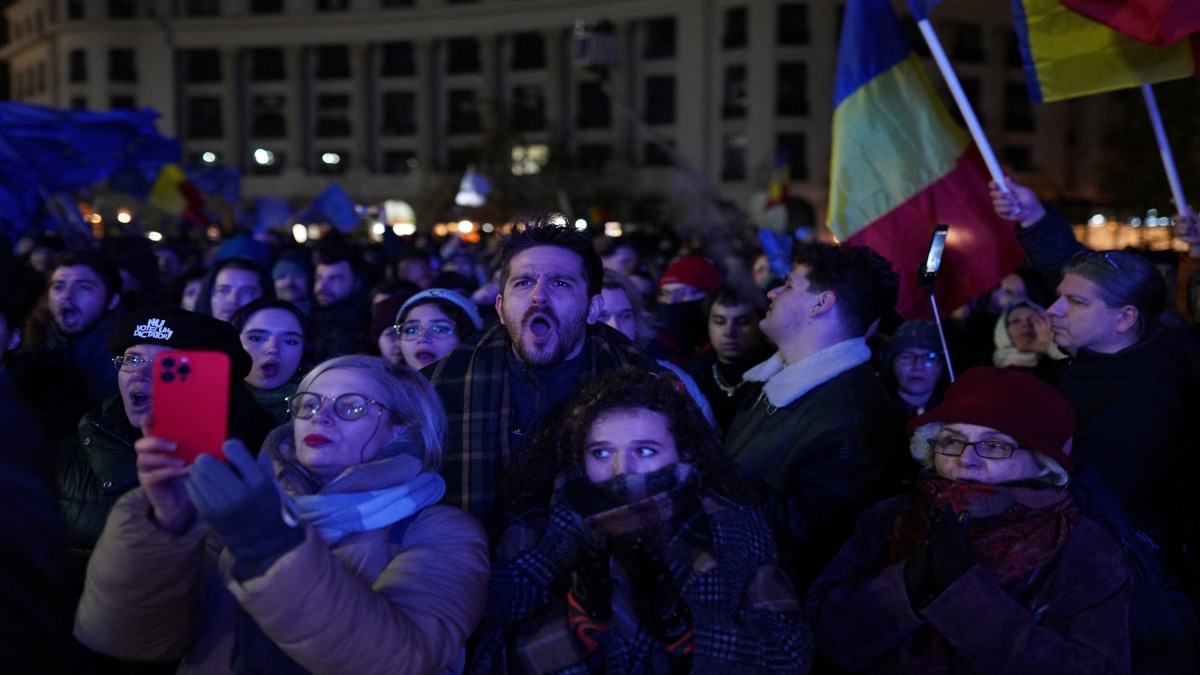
74, 355, 489, 674
56, 306, 273, 671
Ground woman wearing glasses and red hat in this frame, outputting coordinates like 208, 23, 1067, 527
75, 356, 488, 674
805, 367, 1131, 673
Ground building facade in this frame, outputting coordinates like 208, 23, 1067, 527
1, 0, 1113, 226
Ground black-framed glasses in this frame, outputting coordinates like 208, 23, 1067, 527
112, 355, 151, 372
395, 321, 456, 341
928, 437, 1028, 460
287, 392, 388, 421
896, 351, 941, 369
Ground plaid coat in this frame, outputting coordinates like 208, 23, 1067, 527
428, 321, 662, 538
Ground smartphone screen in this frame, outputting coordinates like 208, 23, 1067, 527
149, 350, 230, 464
922, 225, 949, 278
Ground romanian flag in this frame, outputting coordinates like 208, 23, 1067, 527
828, 0, 1024, 319
1013, 0, 1200, 103
1060, 0, 1200, 47
765, 150, 790, 209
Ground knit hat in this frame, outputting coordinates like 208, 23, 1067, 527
108, 307, 253, 380
272, 258, 308, 282
908, 366, 1075, 472
397, 288, 484, 330
659, 256, 721, 294
885, 320, 942, 365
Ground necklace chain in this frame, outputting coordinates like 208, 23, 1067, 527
711, 363, 745, 397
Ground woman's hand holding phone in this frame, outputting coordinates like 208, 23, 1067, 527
135, 423, 196, 534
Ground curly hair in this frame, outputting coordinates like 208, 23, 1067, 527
499, 214, 604, 298
504, 367, 756, 510
793, 242, 899, 337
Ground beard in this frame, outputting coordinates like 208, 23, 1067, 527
504, 303, 588, 368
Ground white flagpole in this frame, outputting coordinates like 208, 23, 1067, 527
1141, 83, 1193, 220
915, 18, 1008, 192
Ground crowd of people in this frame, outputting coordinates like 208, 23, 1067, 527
3, 174, 1200, 673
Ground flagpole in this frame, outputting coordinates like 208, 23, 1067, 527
1141, 84, 1193, 220
915, 19, 1008, 192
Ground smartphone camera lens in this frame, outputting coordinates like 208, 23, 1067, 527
162, 371, 175, 383
162, 357, 176, 369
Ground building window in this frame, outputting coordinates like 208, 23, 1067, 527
577, 81, 611, 129
382, 0, 415, 7
111, 96, 136, 109
1006, 30, 1024, 68
69, 50, 88, 83
109, 49, 137, 82
1004, 82, 1034, 131
37, 63, 45, 92
380, 41, 415, 77
777, 133, 808, 180
956, 78, 983, 126
644, 141, 674, 167
723, 7, 747, 49
778, 4, 810, 45
776, 62, 808, 116
108, 0, 137, 19
250, 48, 286, 81
250, 0, 283, 13
185, 0, 221, 17
251, 95, 287, 138
315, 94, 352, 137
314, 45, 350, 80
1002, 146, 1032, 172
317, 0, 349, 11
315, 150, 348, 175
952, 23, 986, 63
575, 143, 611, 171
382, 150, 417, 174
446, 38, 481, 74
644, 76, 675, 125
511, 85, 545, 132
722, 134, 747, 181
447, 89, 481, 134
186, 97, 223, 138
722, 65, 747, 119
71, 97, 88, 109
447, 147, 481, 172
68, 0, 85, 19
511, 32, 545, 70
182, 49, 222, 83
381, 92, 416, 135
642, 17, 676, 60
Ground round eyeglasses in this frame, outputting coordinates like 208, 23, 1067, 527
112, 355, 151, 372
395, 321, 456, 341
287, 392, 388, 421
896, 351, 941, 369
927, 437, 1028, 460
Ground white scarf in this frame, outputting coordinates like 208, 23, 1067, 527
743, 337, 872, 408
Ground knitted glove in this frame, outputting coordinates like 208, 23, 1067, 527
613, 537, 693, 657
186, 441, 303, 578
524, 504, 591, 586
927, 504, 975, 595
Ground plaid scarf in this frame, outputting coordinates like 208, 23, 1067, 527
430, 322, 659, 537
884, 474, 1079, 673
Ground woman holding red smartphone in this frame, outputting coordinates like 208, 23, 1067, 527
75, 355, 489, 675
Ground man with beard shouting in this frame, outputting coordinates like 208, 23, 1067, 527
428, 214, 663, 539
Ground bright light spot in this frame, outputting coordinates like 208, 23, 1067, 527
254, 148, 276, 165
307, 224, 322, 241
393, 223, 416, 236
292, 223, 308, 243
604, 221, 623, 237
457, 220, 474, 234
117, 210, 132, 224
88, 213, 102, 224
1130, 218, 1143, 226
433, 223, 449, 237
574, 219, 587, 231
201, 151, 217, 164
1089, 214, 1106, 226
481, 223, 494, 233
1157, 216, 1170, 226
511, 144, 549, 176
321, 152, 341, 165
147, 231, 163, 242
372, 222, 385, 235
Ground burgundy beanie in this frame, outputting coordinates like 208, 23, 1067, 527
108, 306, 252, 380
659, 256, 722, 294
908, 366, 1075, 472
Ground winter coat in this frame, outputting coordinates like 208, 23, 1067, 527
74, 428, 490, 675
805, 491, 1132, 673
726, 344, 908, 591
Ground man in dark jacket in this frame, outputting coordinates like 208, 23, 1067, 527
307, 246, 370, 362
725, 242, 907, 591
428, 215, 664, 539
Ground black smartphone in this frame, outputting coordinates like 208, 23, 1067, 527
919, 225, 949, 281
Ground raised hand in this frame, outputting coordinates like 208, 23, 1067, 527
135, 421, 195, 534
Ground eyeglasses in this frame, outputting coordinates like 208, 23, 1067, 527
287, 392, 388, 421
395, 321, 456, 341
927, 437, 1028, 460
113, 355, 151, 372
895, 351, 941, 368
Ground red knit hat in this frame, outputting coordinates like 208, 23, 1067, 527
908, 366, 1075, 472
658, 256, 721, 294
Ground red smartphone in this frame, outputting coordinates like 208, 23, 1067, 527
149, 350, 230, 464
